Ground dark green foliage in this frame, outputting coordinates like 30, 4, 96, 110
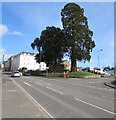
31, 26, 67, 65
31, 3, 95, 72
61, 3, 95, 71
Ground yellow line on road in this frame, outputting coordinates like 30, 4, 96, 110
10, 78, 55, 119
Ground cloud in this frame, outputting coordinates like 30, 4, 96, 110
0, 24, 8, 36
8, 31, 23, 35
0, 24, 23, 36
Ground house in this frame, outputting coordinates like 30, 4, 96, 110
38, 62, 49, 71
4, 56, 14, 71
48, 60, 71, 72
4, 52, 47, 71
77, 67, 84, 71
60, 60, 71, 71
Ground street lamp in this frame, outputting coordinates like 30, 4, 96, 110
97, 49, 103, 69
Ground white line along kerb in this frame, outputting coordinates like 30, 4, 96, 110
75, 97, 116, 115
10, 78, 54, 119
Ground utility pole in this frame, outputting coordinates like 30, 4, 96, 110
97, 49, 103, 69
2, 54, 4, 70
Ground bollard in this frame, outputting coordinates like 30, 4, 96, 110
63, 72, 66, 78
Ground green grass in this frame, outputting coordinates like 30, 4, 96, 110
67, 71, 96, 76
40, 71, 96, 76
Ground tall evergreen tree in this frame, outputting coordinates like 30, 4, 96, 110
61, 3, 95, 72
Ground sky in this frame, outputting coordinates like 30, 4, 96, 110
1, 2, 114, 68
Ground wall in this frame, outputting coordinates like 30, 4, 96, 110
4, 60, 10, 71
19, 53, 40, 70
12, 55, 20, 71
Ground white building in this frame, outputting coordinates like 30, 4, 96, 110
5, 52, 47, 71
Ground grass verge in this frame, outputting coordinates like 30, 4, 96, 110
39, 71, 98, 78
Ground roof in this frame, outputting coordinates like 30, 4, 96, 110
20, 52, 35, 55
6, 52, 36, 60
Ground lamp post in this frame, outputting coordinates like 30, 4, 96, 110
97, 49, 103, 69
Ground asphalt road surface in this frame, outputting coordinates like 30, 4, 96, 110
2, 72, 115, 118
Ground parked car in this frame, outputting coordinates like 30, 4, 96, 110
23, 71, 31, 76
11, 71, 20, 77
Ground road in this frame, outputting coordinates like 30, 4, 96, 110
2, 72, 115, 118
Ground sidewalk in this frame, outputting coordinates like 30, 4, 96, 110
104, 80, 116, 89
2, 74, 50, 118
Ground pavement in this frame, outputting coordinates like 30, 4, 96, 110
2, 73, 52, 118
2, 72, 115, 118
104, 77, 116, 89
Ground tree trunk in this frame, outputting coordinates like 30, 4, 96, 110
71, 57, 77, 72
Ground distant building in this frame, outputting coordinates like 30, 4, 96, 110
4, 56, 14, 71
77, 67, 83, 71
83, 65, 94, 72
39, 62, 48, 71
4, 52, 47, 71
61, 60, 71, 71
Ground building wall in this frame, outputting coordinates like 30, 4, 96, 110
61, 60, 71, 71
19, 52, 40, 70
12, 55, 20, 71
9, 56, 14, 71
4, 60, 10, 71
4, 52, 47, 71
39, 62, 47, 71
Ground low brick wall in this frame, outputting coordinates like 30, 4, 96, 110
66, 75, 100, 78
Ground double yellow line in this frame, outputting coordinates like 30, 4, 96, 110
10, 78, 55, 119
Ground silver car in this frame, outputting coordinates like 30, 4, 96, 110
11, 71, 20, 77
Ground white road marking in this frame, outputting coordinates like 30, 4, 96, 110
99, 88, 102, 90
109, 89, 114, 91
90, 81, 102, 84
49, 79, 56, 80
75, 97, 115, 115
8, 90, 16, 92
87, 85, 114, 92
10, 78, 54, 119
24, 82, 31, 86
35, 82, 43, 86
46, 83, 51, 85
103, 96, 116, 100
103, 88, 107, 90
47, 87, 64, 95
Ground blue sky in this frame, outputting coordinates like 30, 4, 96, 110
1, 2, 114, 68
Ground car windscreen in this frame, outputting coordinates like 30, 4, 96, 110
14, 72, 19, 74
25, 72, 30, 74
